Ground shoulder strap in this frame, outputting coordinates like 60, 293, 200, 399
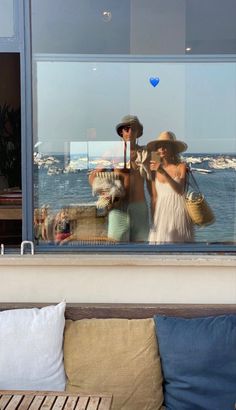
185, 168, 201, 193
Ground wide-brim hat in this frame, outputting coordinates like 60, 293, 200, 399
147, 131, 187, 153
116, 115, 143, 138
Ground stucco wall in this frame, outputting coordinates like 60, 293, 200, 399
0, 254, 235, 303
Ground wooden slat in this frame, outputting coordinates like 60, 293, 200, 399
51, 396, 67, 410
28, 395, 45, 410
86, 397, 100, 410
63, 396, 78, 410
0, 393, 112, 410
98, 397, 112, 410
40, 395, 56, 410
0, 394, 12, 410
0, 303, 236, 320
4, 395, 23, 410
17, 395, 34, 410
75, 397, 89, 410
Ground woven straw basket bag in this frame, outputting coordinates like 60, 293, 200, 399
185, 192, 215, 226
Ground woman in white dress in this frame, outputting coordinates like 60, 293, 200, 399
148, 131, 194, 243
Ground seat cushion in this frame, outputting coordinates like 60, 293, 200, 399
64, 318, 163, 410
154, 314, 236, 410
0, 302, 66, 390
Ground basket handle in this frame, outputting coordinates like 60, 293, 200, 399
185, 167, 201, 193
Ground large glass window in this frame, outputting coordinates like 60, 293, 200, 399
31, 0, 236, 250
0, 0, 14, 38
31, 0, 236, 55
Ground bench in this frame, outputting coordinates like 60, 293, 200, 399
1, 302, 236, 318
0, 390, 113, 410
1, 303, 235, 410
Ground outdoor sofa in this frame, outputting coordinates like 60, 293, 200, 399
0, 302, 236, 410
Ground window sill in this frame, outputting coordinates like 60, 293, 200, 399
0, 254, 235, 267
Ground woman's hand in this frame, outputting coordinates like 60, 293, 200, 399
150, 160, 162, 172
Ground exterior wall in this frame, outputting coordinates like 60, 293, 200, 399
0, 255, 235, 303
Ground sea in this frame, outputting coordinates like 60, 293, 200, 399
34, 153, 236, 244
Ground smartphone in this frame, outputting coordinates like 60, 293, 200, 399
151, 151, 161, 162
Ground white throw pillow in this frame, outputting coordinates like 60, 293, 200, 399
0, 301, 66, 391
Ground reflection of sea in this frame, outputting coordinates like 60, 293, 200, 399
34, 154, 236, 243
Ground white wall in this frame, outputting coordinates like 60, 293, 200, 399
0, 255, 235, 303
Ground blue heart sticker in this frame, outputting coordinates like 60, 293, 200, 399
149, 77, 160, 87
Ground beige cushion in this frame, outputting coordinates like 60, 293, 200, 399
64, 318, 163, 410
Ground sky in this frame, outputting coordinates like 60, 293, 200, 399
35, 60, 236, 154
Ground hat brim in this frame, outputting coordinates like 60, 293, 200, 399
147, 139, 187, 153
116, 122, 143, 138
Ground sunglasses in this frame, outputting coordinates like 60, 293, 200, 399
122, 126, 132, 132
157, 142, 171, 148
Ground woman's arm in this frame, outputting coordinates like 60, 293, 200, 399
159, 163, 187, 195
150, 179, 157, 220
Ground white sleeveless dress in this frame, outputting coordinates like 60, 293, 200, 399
149, 176, 194, 244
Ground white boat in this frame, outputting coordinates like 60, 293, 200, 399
190, 167, 213, 174
209, 158, 236, 170
185, 156, 202, 164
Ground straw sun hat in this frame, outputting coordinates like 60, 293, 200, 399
116, 115, 143, 138
147, 131, 188, 153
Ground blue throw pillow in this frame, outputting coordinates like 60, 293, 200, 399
154, 315, 236, 410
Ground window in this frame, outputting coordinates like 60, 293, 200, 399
0, 0, 14, 38
30, 0, 236, 252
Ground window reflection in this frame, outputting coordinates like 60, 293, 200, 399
33, 141, 132, 244
32, 0, 236, 55
0, 0, 14, 38
33, 60, 236, 245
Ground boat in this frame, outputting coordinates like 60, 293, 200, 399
190, 167, 213, 174
188, 163, 213, 174
209, 157, 236, 170
185, 156, 202, 164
